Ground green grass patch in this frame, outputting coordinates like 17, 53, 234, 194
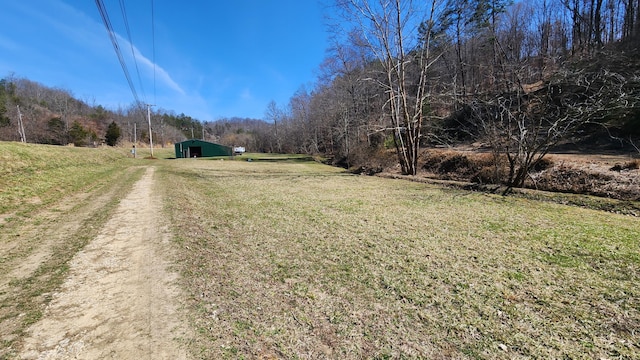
0, 142, 134, 214
157, 159, 640, 359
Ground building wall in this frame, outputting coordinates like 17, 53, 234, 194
175, 140, 232, 158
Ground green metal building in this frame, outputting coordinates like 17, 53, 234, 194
174, 139, 233, 158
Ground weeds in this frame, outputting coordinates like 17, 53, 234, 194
417, 149, 639, 201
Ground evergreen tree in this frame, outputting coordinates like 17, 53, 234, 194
105, 121, 121, 146
0, 79, 11, 127
69, 120, 88, 146
47, 117, 66, 144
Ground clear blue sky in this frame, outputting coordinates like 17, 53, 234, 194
0, 1, 331, 120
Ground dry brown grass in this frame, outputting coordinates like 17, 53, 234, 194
157, 158, 640, 359
418, 149, 639, 201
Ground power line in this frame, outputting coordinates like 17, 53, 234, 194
95, 0, 142, 107
119, 0, 147, 103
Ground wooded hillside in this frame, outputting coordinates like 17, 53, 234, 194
261, 0, 640, 174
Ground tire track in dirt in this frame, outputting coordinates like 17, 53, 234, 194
1, 178, 116, 291
1, 167, 144, 355
18, 167, 191, 359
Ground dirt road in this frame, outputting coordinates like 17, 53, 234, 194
18, 167, 191, 359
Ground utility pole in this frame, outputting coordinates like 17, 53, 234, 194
133, 122, 137, 158
147, 104, 154, 158
16, 105, 26, 143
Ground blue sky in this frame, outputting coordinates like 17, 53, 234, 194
0, 1, 331, 120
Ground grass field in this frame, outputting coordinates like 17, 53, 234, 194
158, 158, 639, 359
1, 142, 639, 359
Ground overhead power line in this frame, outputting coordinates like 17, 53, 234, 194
119, 0, 147, 103
95, 0, 142, 107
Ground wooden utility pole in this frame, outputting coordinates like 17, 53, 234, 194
16, 105, 26, 143
147, 104, 154, 158
133, 122, 137, 158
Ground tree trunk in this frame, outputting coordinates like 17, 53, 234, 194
636, 0, 640, 42
594, 0, 603, 46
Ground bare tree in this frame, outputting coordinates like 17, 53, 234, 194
335, 0, 442, 175
49, 87, 75, 145
288, 87, 314, 153
264, 100, 283, 153
472, 61, 639, 192
311, 33, 383, 165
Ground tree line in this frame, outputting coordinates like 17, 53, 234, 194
0, 73, 276, 151
254, 0, 640, 188
0, 74, 210, 147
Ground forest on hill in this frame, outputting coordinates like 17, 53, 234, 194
1, 0, 639, 188
0, 74, 272, 151
268, 0, 640, 177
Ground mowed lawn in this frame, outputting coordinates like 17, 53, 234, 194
158, 158, 639, 359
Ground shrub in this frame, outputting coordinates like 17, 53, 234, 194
532, 157, 554, 172
105, 121, 121, 146
437, 154, 474, 175
68, 121, 88, 147
420, 150, 504, 183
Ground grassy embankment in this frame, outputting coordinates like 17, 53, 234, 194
158, 157, 640, 359
0, 142, 150, 358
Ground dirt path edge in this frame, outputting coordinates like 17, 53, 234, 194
18, 167, 191, 360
